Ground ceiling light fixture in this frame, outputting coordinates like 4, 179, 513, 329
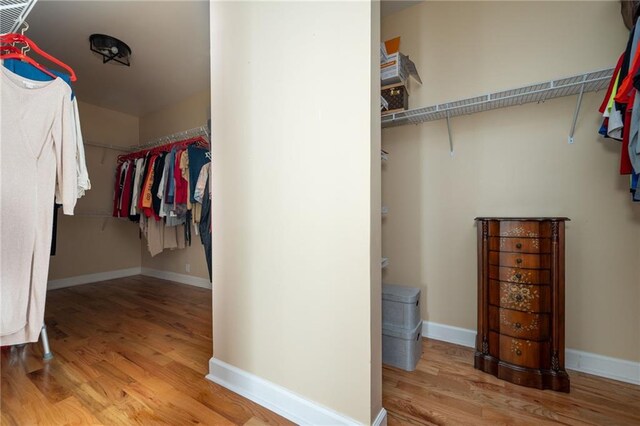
89, 34, 132, 66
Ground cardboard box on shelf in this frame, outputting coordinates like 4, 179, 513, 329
381, 37, 422, 88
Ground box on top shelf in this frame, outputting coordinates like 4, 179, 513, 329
381, 83, 409, 115
380, 37, 422, 87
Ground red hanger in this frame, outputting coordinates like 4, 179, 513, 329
0, 52, 58, 80
0, 33, 77, 82
0, 45, 20, 54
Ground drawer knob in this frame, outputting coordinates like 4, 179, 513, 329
515, 273, 522, 280
514, 322, 522, 329
515, 295, 523, 302
515, 349, 522, 356
516, 258, 523, 264
516, 243, 522, 249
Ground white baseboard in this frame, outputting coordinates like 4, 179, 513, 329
373, 408, 387, 426
207, 357, 364, 425
565, 349, 640, 385
421, 320, 476, 348
47, 267, 142, 290
141, 268, 211, 289
421, 320, 640, 386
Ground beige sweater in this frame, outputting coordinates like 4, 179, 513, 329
0, 67, 76, 345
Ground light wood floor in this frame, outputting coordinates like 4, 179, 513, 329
383, 339, 640, 426
1, 276, 293, 426
3, 276, 639, 425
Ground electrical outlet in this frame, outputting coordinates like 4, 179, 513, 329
185, 263, 191, 273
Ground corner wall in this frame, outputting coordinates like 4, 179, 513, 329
381, 1, 640, 363
210, 1, 379, 423
139, 90, 211, 281
48, 102, 141, 280
370, 0, 383, 423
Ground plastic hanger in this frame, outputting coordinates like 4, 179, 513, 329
0, 45, 21, 54
1, 51, 59, 80
0, 32, 77, 82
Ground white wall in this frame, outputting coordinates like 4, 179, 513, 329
211, 1, 380, 424
381, 1, 640, 362
49, 102, 141, 280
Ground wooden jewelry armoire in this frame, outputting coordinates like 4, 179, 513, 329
474, 217, 570, 392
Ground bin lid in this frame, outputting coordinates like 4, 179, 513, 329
382, 321, 421, 340
382, 284, 420, 304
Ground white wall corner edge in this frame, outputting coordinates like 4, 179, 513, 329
421, 320, 640, 386
47, 267, 142, 290
141, 267, 212, 289
207, 357, 368, 425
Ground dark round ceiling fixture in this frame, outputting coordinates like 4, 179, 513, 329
89, 34, 132, 66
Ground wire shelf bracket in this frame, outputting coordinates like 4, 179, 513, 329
445, 109, 454, 156
0, 0, 37, 35
382, 68, 614, 149
568, 74, 588, 144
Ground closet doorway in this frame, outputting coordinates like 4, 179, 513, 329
0, 2, 271, 424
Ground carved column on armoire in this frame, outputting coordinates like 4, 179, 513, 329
476, 220, 490, 360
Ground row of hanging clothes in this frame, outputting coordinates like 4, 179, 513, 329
599, 13, 640, 202
113, 135, 212, 279
0, 26, 90, 346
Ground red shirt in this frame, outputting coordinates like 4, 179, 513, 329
119, 161, 135, 217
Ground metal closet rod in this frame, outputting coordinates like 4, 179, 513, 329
83, 125, 210, 154
84, 141, 133, 152
71, 211, 126, 218
133, 125, 211, 151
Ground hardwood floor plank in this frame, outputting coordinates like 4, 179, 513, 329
383, 338, 640, 426
1, 276, 290, 425
4, 275, 637, 425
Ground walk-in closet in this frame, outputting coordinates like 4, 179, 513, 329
2, 1, 639, 425
0, 1, 250, 424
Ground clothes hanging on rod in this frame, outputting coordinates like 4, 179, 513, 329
113, 135, 211, 257
598, 17, 640, 202
0, 63, 80, 346
195, 162, 212, 281
3, 56, 91, 256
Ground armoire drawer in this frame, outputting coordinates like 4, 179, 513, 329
489, 306, 550, 340
489, 237, 551, 254
489, 280, 550, 313
489, 252, 551, 269
488, 221, 552, 238
489, 332, 550, 370
489, 265, 551, 285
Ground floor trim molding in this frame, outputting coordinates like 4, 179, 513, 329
372, 408, 388, 426
207, 357, 363, 425
141, 268, 211, 289
47, 267, 212, 290
421, 320, 640, 385
421, 320, 476, 348
565, 349, 640, 385
47, 267, 142, 290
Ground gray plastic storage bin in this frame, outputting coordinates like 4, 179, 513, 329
382, 321, 422, 371
382, 284, 421, 329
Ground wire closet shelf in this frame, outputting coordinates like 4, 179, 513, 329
381, 68, 614, 128
0, 0, 37, 34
